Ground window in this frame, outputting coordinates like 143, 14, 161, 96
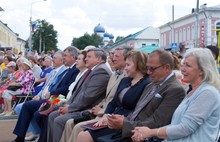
187, 27, 190, 40
191, 25, 195, 39
179, 29, 182, 42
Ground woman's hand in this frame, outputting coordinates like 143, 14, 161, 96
93, 114, 108, 127
32, 95, 40, 101
131, 127, 152, 142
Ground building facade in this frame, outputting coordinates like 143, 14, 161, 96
0, 20, 26, 53
159, 5, 220, 49
109, 26, 160, 53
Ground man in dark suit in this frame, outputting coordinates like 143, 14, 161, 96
92, 49, 186, 142
11, 46, 79, 142
47, 48, 112, 142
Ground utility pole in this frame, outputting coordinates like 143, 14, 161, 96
195, 0, 199, 48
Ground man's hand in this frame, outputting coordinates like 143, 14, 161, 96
58, 104, 69, 115
32, 95, 40, 101
91, 105, 102, 115
45, 92, 51, 99
107, 114, 124, 129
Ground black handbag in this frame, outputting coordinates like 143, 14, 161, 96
73, 111, 94, 124
7, 85, 22, 91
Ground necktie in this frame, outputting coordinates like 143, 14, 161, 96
82, 69, 91, 81
51, 68, 69, 90
129, 84, 160, 120
70, 69, 92, 100
42, 70, 57, 98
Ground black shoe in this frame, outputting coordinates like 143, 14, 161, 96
11, 136, 24, 142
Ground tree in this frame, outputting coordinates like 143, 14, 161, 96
115, 36, 124, 42
32, 19, 58, 53
71, 33, 103, 50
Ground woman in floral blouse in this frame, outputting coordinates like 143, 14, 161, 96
1, 60, 35, 116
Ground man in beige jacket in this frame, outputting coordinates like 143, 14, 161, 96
60, 47, 132, 142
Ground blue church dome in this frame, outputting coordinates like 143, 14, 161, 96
104, 32, 110, 37
94, 24, 105, 33
109, 34, 114, 39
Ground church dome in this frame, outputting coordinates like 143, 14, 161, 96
94, 24, 105, 33
109, 34, 114, 39
104, 32, 110, 37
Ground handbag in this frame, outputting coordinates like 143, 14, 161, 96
73, 111, 94, 124
7, 85, 22, 91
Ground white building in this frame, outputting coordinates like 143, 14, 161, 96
110, 26, 160, 53
159, 5, 220, 50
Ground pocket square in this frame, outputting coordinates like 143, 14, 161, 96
155, 93, 162, 98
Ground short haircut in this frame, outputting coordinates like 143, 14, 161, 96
27, 56, 37, 64
206, 45, 219, 60
87, 48, 107, 62
183, 48, 220, 88
55, 51, 64, 59
64, 46, 79, 59
125, 50, 148, 75
80, 50, 87, 63
151, 49, 174, 70
115, 46, 133, 59
43, 56, 52, 61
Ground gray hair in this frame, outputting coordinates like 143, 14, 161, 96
64, 46, 79, 59
115, 46, 133, 59
183, 48, 220, 89
87, 48, 107, 62
44, 56, 52, 61
55, 51, 64, 59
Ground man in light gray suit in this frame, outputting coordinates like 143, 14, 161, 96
60, 46, 133, 142
47, 48, 112, 142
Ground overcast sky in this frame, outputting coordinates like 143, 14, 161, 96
1, 0, 219, 50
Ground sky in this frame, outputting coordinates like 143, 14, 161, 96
1, 0, 220, 50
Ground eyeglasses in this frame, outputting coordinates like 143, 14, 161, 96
146, 64, 165, 72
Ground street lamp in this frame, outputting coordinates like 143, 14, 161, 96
28, 0, 46, 53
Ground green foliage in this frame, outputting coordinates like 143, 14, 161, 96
115, 36, 124, 42
32, 19, 58, 53
71, 33, 103, 50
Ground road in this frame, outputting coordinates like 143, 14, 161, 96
0, 119, 17, 142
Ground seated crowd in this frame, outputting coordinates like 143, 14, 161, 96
0, 45, 219, 142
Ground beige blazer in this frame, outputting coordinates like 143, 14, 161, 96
97, 71, 127, 116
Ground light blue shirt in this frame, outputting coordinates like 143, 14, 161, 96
164, 82, 220, 142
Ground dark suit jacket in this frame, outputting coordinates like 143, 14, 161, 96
68, 63, 112, 113
105, 76, 151, 116
50, 64, 79, 96
122, 74, 186, 137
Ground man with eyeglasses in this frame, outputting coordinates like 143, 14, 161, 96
97, 49, 186, 142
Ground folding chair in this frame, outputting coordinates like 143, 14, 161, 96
12, 80, 35, 109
